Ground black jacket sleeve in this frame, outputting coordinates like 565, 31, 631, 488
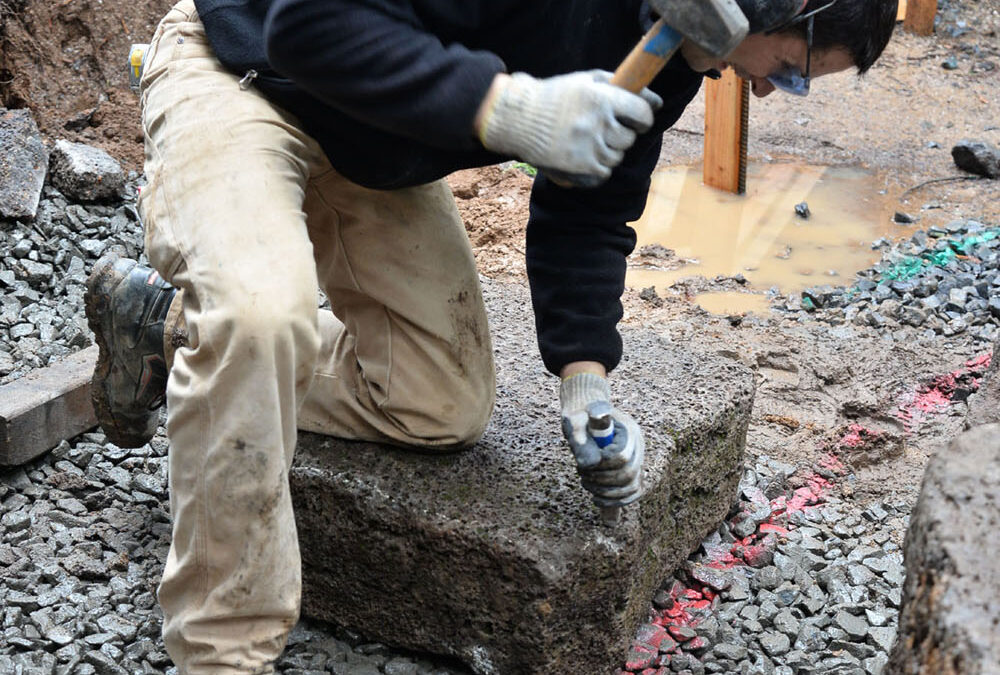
527, 129, 663, 375
263, 0, 507, 150
526, 54, 704, 376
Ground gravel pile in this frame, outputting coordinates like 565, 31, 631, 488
779, 219, 1000, 344
0, 429, 471, 675
620, 456, 908, 675
0, 182, 145, 384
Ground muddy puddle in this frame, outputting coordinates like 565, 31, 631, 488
627, 163, 898, 315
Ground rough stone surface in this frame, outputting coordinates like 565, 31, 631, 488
965, 337, 1000, 427
888, 424, 1000, 675
48, 140, 125, 202
952, 140, 1000, 178
0, 108, 49, 220
291, 282, 756, 675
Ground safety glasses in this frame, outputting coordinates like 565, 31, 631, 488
765, 0, 838, 96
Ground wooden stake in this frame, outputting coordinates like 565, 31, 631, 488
903, 0, 937, 35
897, 0, 908, 22
703, 70, 749, 194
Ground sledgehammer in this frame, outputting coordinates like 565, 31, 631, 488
611, 0, 750, 93
546, 0, 750, 189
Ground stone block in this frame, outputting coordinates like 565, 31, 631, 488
48, 139, 125, 202
0, 108, 49, 220
0, 347, 98, 467
888, 424, 1000, 675
951, 140, 1000, 179
291, 282, 755, 675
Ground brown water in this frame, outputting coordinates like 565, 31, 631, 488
626, 164, 897, 315
694, 290, 773, 316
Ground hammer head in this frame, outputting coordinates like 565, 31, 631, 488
647, 0, 749, 57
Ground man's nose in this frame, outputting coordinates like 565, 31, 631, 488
750, 77, 775, 98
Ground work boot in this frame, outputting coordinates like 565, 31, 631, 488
85, 254, 177, 448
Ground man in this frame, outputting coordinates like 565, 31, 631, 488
85, 0, 896, 669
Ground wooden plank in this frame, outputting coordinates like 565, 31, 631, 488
703, 69, 749, 194
903, 0, 937, 35
0, 346, 98, 467
897, 0, 908, 22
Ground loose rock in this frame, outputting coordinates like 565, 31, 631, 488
0, 108, 49, 220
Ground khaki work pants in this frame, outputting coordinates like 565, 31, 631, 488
139, 3, 495, 671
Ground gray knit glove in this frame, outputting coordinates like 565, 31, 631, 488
560, 373, 644, 507
478, 70, 662, 183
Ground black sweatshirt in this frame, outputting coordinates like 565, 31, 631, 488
193, 0, 704, 375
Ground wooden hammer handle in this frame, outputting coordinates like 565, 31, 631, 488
610, 18, 684, 94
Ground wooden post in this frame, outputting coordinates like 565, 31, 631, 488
703, 69, 749, 194
903, 0, 937, 35
897, 0, 907, 22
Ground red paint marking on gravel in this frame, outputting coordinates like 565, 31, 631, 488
624, 646, 657, 671
759, 523, 789, 536
625, 443, 852, 671
967, 352, 992, 370
818, 452, 848, 474
836, 424, 877, 449
895, 351, 992, 430
686, 637, 707, 651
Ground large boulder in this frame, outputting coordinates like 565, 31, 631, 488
888, 424, 1000, 675
291, 281, 755, 674
0, 108, 48, 220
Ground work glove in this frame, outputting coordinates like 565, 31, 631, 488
478, 70, 662, 185
560, 373, 645, 507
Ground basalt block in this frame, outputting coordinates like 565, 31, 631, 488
0, 108, 48, 220
48, 139, 125, 202
291, 282, 755, 675
951, 140, 1000, 179
888, 424, 1000, 675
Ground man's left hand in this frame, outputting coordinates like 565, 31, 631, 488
560, 372, 644, 507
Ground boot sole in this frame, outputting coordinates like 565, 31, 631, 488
85, 255, 155, 448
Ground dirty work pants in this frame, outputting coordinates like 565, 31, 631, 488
138, 2, 496, 671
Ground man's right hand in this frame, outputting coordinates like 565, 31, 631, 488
475, 71, 662, 183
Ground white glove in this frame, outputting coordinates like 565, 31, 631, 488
478, 70, 662, 183
560, 373, 644, 506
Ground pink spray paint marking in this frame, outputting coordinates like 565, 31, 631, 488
895, 351, 992, 431
835, 424, 885, 450
624, 451, 846, 671
818, 452, 848, 474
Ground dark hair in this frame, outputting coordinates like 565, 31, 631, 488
780, 0, 898, 73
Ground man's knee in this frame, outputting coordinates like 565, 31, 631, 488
199, 287, 320, 366
390, 379, 495, 451
439, 389, 494, 448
